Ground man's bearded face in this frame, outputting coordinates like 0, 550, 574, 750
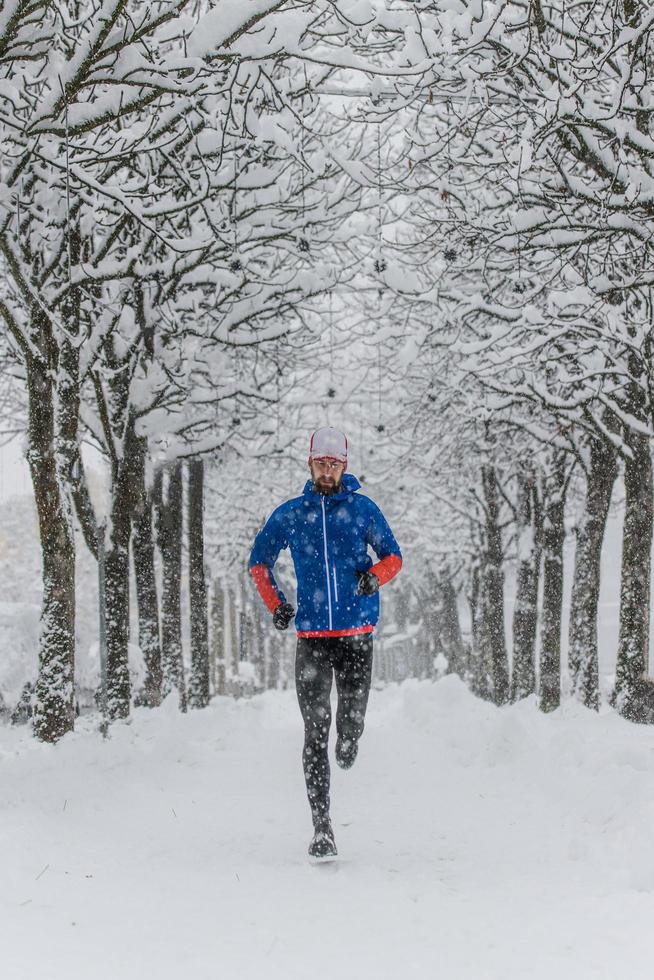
309, 458, 345, 494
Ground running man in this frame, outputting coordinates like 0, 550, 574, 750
249, 427, 402, 857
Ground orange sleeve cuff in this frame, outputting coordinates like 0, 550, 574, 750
370, 554, 402, 587
250, 564, 281, 614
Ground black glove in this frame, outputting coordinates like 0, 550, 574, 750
273, 602, 295, 631
356, 570, 380, 596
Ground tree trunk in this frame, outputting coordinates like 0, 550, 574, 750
435, 570, 465, 679
239, 576, 255, 693
155, 463, 187, 710
211, 578, 226, 695
27, 333, 76, 742
568, 429, 618, 710
468, 561, 491, 699
27, 222, 82, 741
132, 442, 162, 708
251, 606, 265, 692
129, 285, 162, 708
614, 427, 653, 720
539, 454, 567, 713
228, 585, 239, 695
104, 473, 132, 719
0, 690, 9, 724
238, 604, 252, 694
511, 469, 542, 701
95, 332, 147, 721
267, 632, 280, 691
188, 458, 210, 709
481, 464, 509, 705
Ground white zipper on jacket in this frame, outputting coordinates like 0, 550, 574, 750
332, 564, 339, 603
320, 497, 333, 630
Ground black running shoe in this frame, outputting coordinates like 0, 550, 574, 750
335, 736, 358, 770
308, 820, 337, 858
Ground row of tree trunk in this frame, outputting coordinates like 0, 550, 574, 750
210, 578, 295, 696
453, 420, 653, 720
30, 420, 211, 740
214, 577, 443, 694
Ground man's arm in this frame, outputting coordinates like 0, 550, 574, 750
369, 552, 403, 585
248, 508, 288, 613
366, 501, 403, 586
250, 565, 284, 613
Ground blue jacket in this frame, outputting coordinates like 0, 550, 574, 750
249, 473, 402, 635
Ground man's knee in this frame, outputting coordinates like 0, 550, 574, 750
303, 711, 331, 752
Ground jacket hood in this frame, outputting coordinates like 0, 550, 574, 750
302, 472, 361, 500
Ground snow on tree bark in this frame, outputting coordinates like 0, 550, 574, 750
568, 426, 618, 711
480, 464, 509, 706
132, 438, 162, 709
614, 426, 653, 721
211, 578, 226, 696
188, 458, 210, 710
434, 569, 466, 681
132, 501, 162, 708
95, 345, 145, 720
228, 585, 240, 695
539, 454, 568, 714
104, 484, 131, 720
468, 562, 489, 700
26, 330, 76, 742
251, 605, 265, 693
511, 469, 542, 703
155, 463, 186, 710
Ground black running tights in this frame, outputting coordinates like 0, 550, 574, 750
295, 634, 373, 828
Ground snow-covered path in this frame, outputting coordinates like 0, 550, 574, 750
2, 677, 654, 980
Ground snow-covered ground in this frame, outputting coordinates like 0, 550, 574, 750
2, 677, 654, 980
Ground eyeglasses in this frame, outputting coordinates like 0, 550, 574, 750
312, 459, 344, 472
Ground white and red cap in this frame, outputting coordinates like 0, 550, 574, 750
309, 426, 348, 463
